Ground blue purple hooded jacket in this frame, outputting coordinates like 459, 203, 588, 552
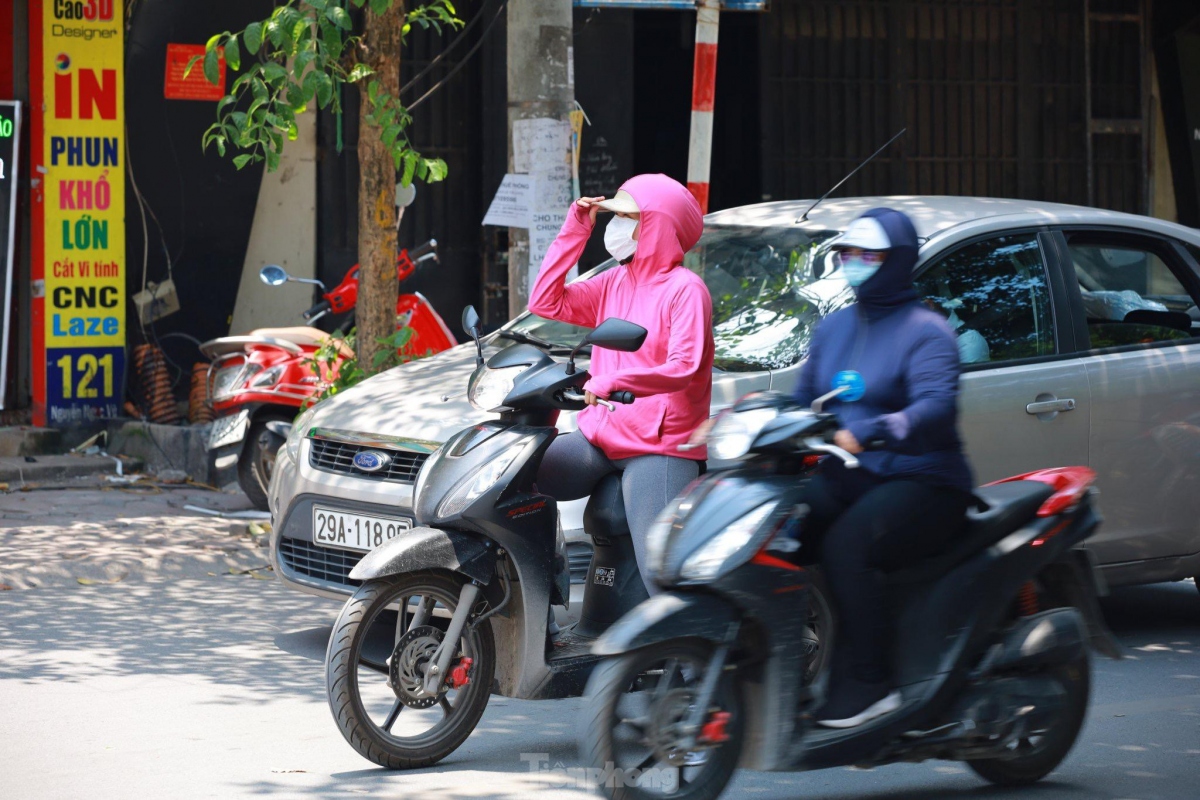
792, 208, 974, 495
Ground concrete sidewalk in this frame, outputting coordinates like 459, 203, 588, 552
0, 482, 270, 590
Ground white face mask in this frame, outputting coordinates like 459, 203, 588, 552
840, 255, 883, 287
604, 215, 639, 262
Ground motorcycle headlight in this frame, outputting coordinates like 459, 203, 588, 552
437, 440, 527, 519
468, 366, 525, 412
679, 501, 779, 582
708, 408, 779, 461
284, 405, 318, 462
250, 365, 284, 388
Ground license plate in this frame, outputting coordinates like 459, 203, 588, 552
208, 410, 250, 450
312, 506, 413, 552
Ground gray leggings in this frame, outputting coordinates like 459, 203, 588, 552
536, 431, 700, 594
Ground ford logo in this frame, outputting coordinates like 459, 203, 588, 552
352, 451, 392, 473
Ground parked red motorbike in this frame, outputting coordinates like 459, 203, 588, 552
201, 240, 454, 509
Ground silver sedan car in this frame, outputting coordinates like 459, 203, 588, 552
267, 196, 1200, 603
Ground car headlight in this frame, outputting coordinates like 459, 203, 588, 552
679, 501, 779, 582
708, 408, 779, 461
250, 365, 284, 388
468, 366, 525, 412
436, 440, 527, 519
284, 405, 318, 462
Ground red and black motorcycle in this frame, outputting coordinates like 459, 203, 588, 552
201, 240, 455, 509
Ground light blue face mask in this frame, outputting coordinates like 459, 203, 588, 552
841, 255, 882, 287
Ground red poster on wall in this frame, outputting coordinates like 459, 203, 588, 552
164, 43, 225, 101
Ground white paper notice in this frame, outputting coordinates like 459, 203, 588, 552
513, 117, 570, 175
529, 209, 568, 289
482, 174, 533, 228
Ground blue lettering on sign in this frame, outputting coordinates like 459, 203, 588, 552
832, 370, 866, 402
53, 314, 120, 337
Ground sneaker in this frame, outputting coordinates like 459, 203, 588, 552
817, 680, 902, 729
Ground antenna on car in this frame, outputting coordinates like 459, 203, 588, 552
795, 128, 908, 224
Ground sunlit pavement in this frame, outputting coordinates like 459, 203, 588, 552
0, 565, 1197, 798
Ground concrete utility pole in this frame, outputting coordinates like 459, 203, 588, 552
506, 0, 573, 318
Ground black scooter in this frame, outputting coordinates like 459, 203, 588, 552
580, 390, 1123, 800
324, 308, 653, 769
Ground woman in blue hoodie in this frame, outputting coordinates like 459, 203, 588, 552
793, 207, 974, 729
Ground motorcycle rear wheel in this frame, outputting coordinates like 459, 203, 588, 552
582, 639, 744, 800
967, 651, 1091, 786
325, 571, 495, 770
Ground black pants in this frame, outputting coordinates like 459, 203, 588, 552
802, 471, 971, 686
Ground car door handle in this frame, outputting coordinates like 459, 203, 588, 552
1026, 398, 1076, 415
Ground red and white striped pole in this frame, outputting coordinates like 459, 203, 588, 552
687, 0, 720, 214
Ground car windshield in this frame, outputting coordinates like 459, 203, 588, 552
504, 225, 849, 371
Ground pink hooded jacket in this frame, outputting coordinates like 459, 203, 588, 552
529, 174, 714, 461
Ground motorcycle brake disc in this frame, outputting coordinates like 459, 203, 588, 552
389, 624, 445, 709
648, 687, 699, 766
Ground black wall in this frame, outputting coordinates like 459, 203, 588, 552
124, 0, 276, 377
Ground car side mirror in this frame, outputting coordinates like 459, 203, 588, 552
585, 318, 648, 352
260, 265, 290, 286
462, 305, 483, 366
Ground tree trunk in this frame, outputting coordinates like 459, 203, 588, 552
355, 2, 405, 371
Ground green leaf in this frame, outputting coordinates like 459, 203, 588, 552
251, 76, 269, 102
217, 94, 237, 114
327, 6, 353, 30
294, 49, 316, 78
183, 54, 203, 79
286, 83, 307, 110
266, 149, 281, 172
315, 73, 334, 108
370, 0, 392, 14
347, 63, 373, 82
400, 151, 417, 187
267, 19, 285, 48
233, 154, 254, 170
321, 19, 344, 59
381, 123, 401, 147
225, 35, 241, 71
415, 159, 429, 181
262, 61, 289, 83
230, 111, 249, 131
426, 158, 449, 182
244, 22, 264, 54
203, 48, 221, 86
306, 0, 328, 9
215, 137, 226, 157
206, 33, 223, 52
288, 121, 299, 141
302, 69, 322, 102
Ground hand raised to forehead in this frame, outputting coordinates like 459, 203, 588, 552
576, 196, 606, 224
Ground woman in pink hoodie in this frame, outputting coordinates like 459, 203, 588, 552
529, 173, 714, 593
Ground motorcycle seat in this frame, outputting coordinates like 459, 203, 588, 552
889, 481, 1055, 586
583, 474, 632, 543
249, 327, 354, 358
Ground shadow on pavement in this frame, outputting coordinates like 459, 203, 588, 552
0, 577, 338, 704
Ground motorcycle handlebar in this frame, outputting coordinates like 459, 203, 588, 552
609, 391, 635, 405
408, 239, 438, 261
302, 299, 332, 320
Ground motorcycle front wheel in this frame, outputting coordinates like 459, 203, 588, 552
325, 571, 495, 769
967, 651, 1091, 786
237, 414, 289, 511
582, 640, 744, 800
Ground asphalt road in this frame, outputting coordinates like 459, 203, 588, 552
1, 574, 1197, 799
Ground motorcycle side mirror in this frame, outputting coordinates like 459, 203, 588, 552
585, 318, 648, 352
462, 305, 484, 367
396, 181, 417, 208
566, 318, 647, 374
260, 264, 290, 286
